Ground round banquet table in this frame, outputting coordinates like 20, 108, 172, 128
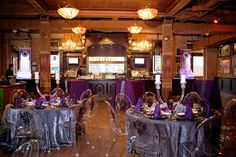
125, 109, 221, 157
5, 107, 77, 150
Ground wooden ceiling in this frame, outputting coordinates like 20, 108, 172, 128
0, 0, 235, 35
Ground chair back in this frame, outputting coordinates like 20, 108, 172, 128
10, 89, 30, 106
80, 89, 93, 100
142, 91, 156, 107
224, 98, 236, 123
183, 92, 202, 105
115, 93, 133, 111
192, 113, 221, 156
12, 139, 39, 157
51, 88, 65, 97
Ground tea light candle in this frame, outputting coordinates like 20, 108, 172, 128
180, 74, 186, 84
35, 72, 39, 80
155, 74, 161, 84
55, 73, 60, 81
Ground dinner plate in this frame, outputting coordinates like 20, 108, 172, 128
146, 115, 168, 120
176, 112, 185, 116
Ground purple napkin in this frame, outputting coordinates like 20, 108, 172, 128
204, 100, 211, 117
16, 95, 22, 107
60, 96, 65, 107
136, 97, 142, 113
185, 97, 193, 120
154, 103, 160, 119
35, 98, 42, 109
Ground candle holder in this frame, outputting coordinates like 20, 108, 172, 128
155, 74, 165, 104
178, 82, 186, 103
34, 72, 62, 97
178, 74, 186, 103
155, 82, 165, 104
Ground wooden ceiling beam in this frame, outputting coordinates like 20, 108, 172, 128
167, 0, 192, 16
193, 33, 236, 49
173, 23, 236, 35
47, 10, 166, 19
26, 0, 47, 15
0, 19, 235, 35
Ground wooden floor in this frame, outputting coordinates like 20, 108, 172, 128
0, 92, 235, 157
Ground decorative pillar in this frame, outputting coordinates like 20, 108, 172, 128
39, 19, 51, 93
204, 48, 218, 80
161, 20, 174, 100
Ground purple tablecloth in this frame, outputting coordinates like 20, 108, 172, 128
68, 80, 89, 101
113, 80, 146, 107
193, 80, 222, 109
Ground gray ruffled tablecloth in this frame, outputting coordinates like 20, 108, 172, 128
5, 107, 77, 150
126, 109, 220, 157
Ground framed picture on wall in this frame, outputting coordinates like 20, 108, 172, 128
232, 55, 236, 77
218, 45, 231, 57
218, 58, 231, 74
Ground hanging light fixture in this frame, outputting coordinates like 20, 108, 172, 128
137, 6, 158, 20
72, 25, 87, 34
57, 4, 79, 19
127, 23, 142, 34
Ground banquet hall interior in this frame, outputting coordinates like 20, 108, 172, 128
0, 0, 236, 157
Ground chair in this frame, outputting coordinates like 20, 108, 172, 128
101, 93, 133, 157
14, 111, 42, 150
182, 92, 202, 105
142, 92, 156, 107
63, 89, 95, 156
220, 98, 236, 156
51, 88, 65, 97
80, 89, 93, 101
182, 92, 203, 112
12, 139, 39, 157
223, 98, 236, 132
181, 112, 221, 157
113, 93, 133, 136
10, 89, 30, 107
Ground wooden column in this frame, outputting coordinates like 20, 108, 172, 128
204, 48, 218, 79
161, 20, 174, 100
39, 20, 51, 93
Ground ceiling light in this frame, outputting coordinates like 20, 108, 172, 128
213, 19, 218, 24
137, 7, 158, 20
127, 24, 142, 34
72, 25, 87, 34
57, 5, 79, 19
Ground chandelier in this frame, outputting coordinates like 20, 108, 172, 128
137, 7, 158, 20
72, 25, 87, 34
127, 24, 142, 34
61, 40, 77, 51
57, 5, 79, 19
137, 40, 152, 51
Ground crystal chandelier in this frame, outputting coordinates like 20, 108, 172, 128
72, 25, 87, 34
57, 5, 79, 19
137, 7, 158, 20
137, 40, 152, 51
127, 24, 142, 34
61, 40, 77, 51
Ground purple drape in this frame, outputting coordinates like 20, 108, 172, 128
112, 80, 146, 108
68, 80, 89, 102
193, 80, 222, 109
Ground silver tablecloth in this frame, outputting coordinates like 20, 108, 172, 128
5, 107, 76, 150
126, 109, 219, 157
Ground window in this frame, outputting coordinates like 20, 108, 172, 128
135, 58, 145, 64
153, 55, 162, 74
50, 54, 60, 74
16, 50, 32, 79
192, 56, 204, 76
68, 57, 79, 64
